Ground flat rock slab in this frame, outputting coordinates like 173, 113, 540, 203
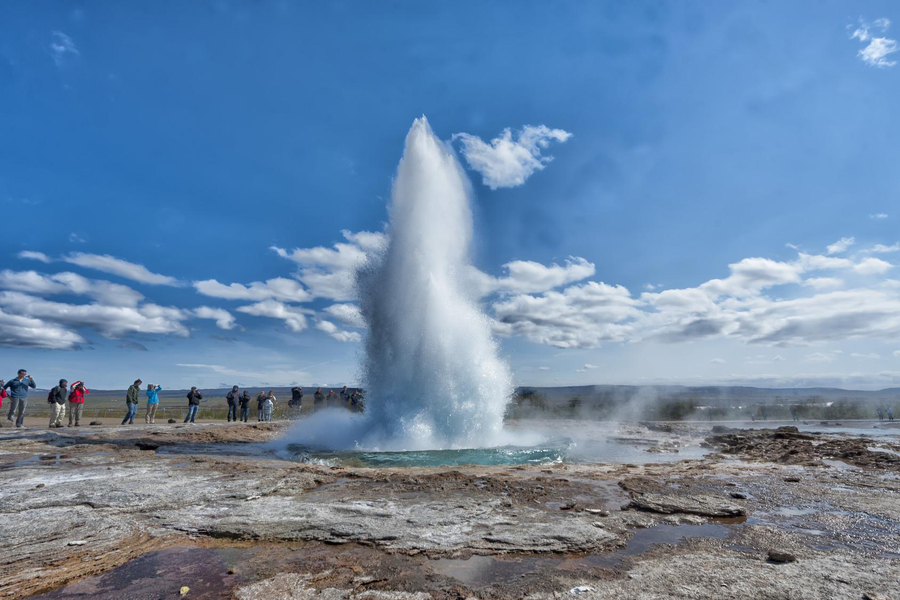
628, 492, 746, 517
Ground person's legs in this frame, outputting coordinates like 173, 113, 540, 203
68, 404, 75, 427
75, 404, 83, 426
49, 403, 60, 428
53, 403, 66, 427
122, 404, 131, 425
241, 406, 249, 422
6, 398, 16, 422
189, 404, 198, 423
15, 398, 27, 427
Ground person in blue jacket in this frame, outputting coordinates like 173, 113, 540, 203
4, 369, 36, 429
145, 384, 162, 424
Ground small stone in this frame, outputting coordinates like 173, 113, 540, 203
584, 508, 609, 517
89, 421, 102, 426
767, 550, 797, 563
863, 592, 887, 600
180, 586, 190, 597
729, 492, 747, 499
168, 418, 177, 423
35, 483, 45, 489
227, 568, 236, 575
135, 442, 160, 451
67, 540, 87, 546
783, 477, 801, 483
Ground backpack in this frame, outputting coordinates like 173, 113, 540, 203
48, 389, 55, 404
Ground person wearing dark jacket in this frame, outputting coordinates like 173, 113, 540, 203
313, 387, 325, 411
5, 369, 36, 428
48, 379, 68, 428
121, 379, 141, 425
256, 391, 267, 421
225, 385, 239, 422
239, 391, 251, 422
289, 386, 303, 419
184, 387, 202, 423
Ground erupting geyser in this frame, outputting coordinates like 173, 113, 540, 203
286, 117, 513, 451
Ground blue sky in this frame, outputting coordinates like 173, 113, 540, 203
1, 2, 899, 390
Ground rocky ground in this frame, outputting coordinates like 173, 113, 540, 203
1, 422, 898, 599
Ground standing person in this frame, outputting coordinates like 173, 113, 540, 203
184, 387, 202, 424
289, 386, 303, 419
263, 390, 275, 421
239, 390, 251, 423
48, 379, 68, 428
5, 370, 36, 429
225, 385, 239, 423
340, 386, 351, 409
326, 389, 338, 408
0, 381, 6, 419
145, 384, 162, 424
888, 407, 895, 422
121, 379, 141, 425
68, 381, 88, 427
256, 391, 266, 421
878, 408, 885, 421
313, 387, 325, 411
350, 389, 363, 413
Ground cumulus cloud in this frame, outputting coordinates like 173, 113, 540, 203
0, 270, 144, 307
237, 300, 310, 332
315, 319, 362, 343
272, 230, 386, 301
491, 257, 595, 294
17, 251, 51, 263
194, 277, 310, 303
492, 281, 640, 348
0, 308, 86, 349
854, 257, 894, 275
850, 18, 898, 67
453, 125, 572, 189
322, 303, 365, 329
802, 277, 843, 291
870, 213, 889, 219
193, 306, 237, 330
61, 253, 181, 286
0, 291, 190, 339
826, 236, 855, 255
867, 243, 900, 254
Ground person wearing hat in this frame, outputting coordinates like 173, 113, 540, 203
121, 379, 142, 425
145, 383, 162, 424
68, 381, 88, 427
48, 379, 68, 428
4, 369, 36, 429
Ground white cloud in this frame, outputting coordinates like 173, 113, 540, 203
870, 213, 889, 219
0, 308, 86, 349
850, 18, 898, 67
69, 232, 86, 243
854, 257, 894, 275
50, 31, 79, 67
868, 243, 900, 254
322, 303, 365, 329
193, 306, 237, 330
61, 253, 181, 286
0, 291, 190, 339
18, 251, 51, 263
804, 352, 836, 363
272, 230, 386, 301
491, 257, 595, 294
802, 277, 843, 291
237, 300, 309, 332
0, 269, 144, 307
826, 236, 855, 255
194, 277, 310, 303
452, 125, 572, 189
850, 352, 880, 359
710, 358, 726, 364
315, 319, 361, 343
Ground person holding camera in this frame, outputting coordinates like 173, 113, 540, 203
4, 369, 36, 428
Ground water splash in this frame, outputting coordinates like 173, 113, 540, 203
284, 117, 513, 451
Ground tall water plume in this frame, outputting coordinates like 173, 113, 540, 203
355, 117, 513, 450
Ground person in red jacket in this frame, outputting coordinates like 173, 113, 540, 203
67, 381, 89, 427
0, 380, 6, 416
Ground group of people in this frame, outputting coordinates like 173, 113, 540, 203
1, 370, 89, 429
877, 407, 895, 421
286, 385, 363, 419
1, 370, 364, 428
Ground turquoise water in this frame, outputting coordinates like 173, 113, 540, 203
285, 442, 572, 468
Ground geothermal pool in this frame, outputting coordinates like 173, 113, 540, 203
278, 419, 711, 467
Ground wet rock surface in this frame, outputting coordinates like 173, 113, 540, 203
2, 421, 899, 599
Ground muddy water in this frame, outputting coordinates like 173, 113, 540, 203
431, 523, 734, 586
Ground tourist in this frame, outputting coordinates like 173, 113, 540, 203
5, 370, 36, 429
790, 406, 798, 422
184, 387, 202, 424
340, 386, 351, 409
48, 379, 68, 428
225, 385, 239, 422
68, 381, 88, 427
145, 384, 162, 424
313, 387, 325, 411
350, 389, 363, 412
289, 386, 303, 419
325, 388, 339, 408
878, 408, 885, 421
256, 391, 267, 421
888, 408, 895, 422
263, 390, 275, 421
239, 390, 251, 422
0, 381, 6, 415
121, 379, 141, 425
